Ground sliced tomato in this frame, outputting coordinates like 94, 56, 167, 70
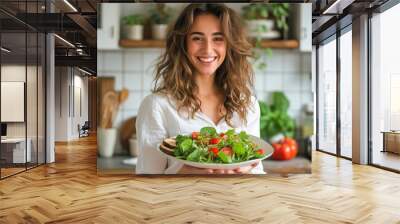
191, 132, 200, 140
256, 149, 265, 155
208, 147, 219, 156
209, 138, 220, 145
220, 147, 233, 157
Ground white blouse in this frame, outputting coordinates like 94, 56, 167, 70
135, 93, 265, 174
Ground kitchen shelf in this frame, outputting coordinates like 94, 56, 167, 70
119, 39, 299, 49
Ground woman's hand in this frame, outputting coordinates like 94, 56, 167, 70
177, 165, 214, 174
177, 163, 258, 174
232, 162, 258, 174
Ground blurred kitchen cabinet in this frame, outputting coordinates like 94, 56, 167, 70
294, 4, 312, 52
97, 4, 120, 50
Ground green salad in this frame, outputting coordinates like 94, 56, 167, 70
174, 127, 266, 164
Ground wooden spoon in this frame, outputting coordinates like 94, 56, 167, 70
119, 89, 129, 104
102, 90, 119, 128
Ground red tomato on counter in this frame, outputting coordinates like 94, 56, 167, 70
272, 137, 298, 160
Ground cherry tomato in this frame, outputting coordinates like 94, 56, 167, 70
209, 138, 220, 145
208, 147, 219, 156
256, 149, 265, 155
192, 132, 200, 140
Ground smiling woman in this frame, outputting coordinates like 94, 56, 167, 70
136, 3, 263, 175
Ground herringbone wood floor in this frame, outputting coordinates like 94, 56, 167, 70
1, 135, 400, 224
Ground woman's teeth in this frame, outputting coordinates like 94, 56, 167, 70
198, 57, 216, 63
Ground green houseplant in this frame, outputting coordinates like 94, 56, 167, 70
149, 3, 173, 40
242, 3, 289, 39
242, 4, 275, 38
269, 3, 290, 39
242, 4, 290, 70
122, 14, 145, 40
259, 92, 296, 142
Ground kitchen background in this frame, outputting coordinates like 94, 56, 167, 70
97, 49, 312, 131
97, 3, 313, 174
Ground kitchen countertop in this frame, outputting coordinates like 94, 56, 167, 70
97, 155, 135, 175
97, 155, 311, 176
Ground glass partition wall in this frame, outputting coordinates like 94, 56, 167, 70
0, 2, 46, 179
339, 28, 352, 159
370, 3, 400, 172
314, 1, 400, 172
317, 36, 337, 155
316, 27, 353, 159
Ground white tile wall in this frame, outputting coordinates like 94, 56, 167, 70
103, 51, 122, 71
97, 52, 104, 71
143, 73, 155, 91
264, 73, 283, 91
301, 52, 312, 73
123, 51, 143, 72
98, 49, 313, 126
143, 49, 163, 73
254, 74, 264, 91
265, 50, 283, 72
124, 73, 142, 91
283, 74, 303, 91
121, 90, 142, 110
282, 50, 302, 72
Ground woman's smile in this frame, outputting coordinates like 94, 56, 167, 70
197, 56, 218, 63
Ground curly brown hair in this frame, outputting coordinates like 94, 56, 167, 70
153, 3, 254, 126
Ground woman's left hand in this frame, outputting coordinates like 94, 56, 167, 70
212, 162, 258, 174
230, 162, 258, 174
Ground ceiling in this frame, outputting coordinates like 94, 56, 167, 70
311, 0, 392, 44
0, 0, 99, 74
0, 0, 396, 74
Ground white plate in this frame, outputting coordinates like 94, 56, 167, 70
157, 135, 273, 170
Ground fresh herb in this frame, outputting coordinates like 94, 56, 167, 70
259, 91, 296, 140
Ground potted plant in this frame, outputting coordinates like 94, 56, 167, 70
242, 4, 276, 39
149, 3, 172, 40
259, 91, 296, 143
242, 3, 290, 70
269, 3, 290, 39
122, 14, 145, 40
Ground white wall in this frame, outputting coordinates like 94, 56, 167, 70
54, 67, 89, 141
1, 65, 36, 137
1, 64, 46, 163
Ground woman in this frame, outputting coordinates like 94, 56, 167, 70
136, 3, 265, 174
